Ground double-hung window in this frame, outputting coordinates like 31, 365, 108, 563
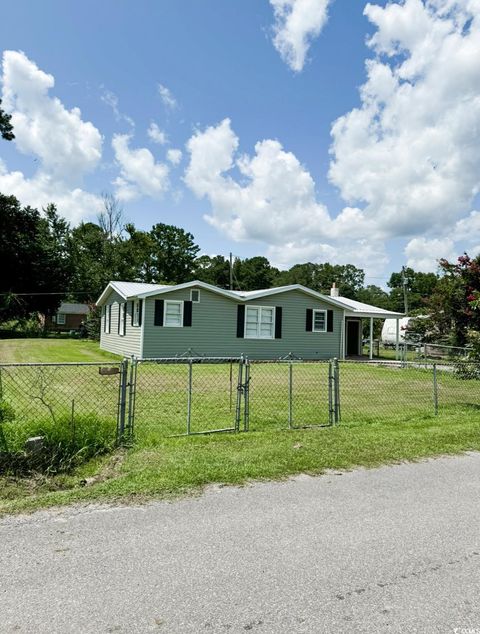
313, 309, 326, 333
164, 300, 183, 327
56, 313, 66, 325
245, 306, 274, 339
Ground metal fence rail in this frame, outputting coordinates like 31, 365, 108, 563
131, 357, 245, 440
0, 361, 125, 453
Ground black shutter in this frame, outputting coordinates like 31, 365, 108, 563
123, 302, 127, 334
154, 299, 164, 326
237, 305, 245, 338
327, 310, 334, 332
108, 305, 111, 332
306, 308, 313, 332
117, 303, 121, 334
138, 299, 143, 327
131, 301, 134, 326
183, 301, 192, 327
275, 307, 282, 339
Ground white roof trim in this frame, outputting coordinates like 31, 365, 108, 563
137, 280, 241, 301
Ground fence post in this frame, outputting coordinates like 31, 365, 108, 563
117, 358, 129, 443
433, 363, 439, 416
328, 360, 333, 426
288, 361, 293, 429
126, 356, 137, 438
243, 359, 250, 432
235, 356, 244, 432
334, 358, 341, 424
186, 360, 193, 435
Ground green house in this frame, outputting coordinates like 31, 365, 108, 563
96, 280, 403, 360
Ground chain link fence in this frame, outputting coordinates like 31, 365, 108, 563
335, 359, 480, 425
1, 357, 479, 469
131, 358, 245, 442
246, 360, 337, 431
0, 361, 125, 470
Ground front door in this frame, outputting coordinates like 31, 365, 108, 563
346, 320, 361, 356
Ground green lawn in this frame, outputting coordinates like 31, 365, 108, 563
1, 343, 479, 515
0, 338, 118, 363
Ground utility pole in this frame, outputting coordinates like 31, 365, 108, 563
402, 266, 409, 315
229, 252, 233, 290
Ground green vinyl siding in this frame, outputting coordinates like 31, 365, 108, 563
99, 290, 142, 357
141, 288, 343, 360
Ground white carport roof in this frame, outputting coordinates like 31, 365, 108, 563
332, 296, 403, 319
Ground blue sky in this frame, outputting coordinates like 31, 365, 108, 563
1, 0, 480, 284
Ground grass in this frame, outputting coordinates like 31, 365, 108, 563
1, 341, 480, 515
0, 338, 118, 363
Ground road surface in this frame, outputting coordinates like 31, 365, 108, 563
1, 453, 480, 633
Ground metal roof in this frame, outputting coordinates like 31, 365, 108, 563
96, 280, 403, 318
58, 303, 90, 314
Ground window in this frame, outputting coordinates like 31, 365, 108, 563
313, 309, 326, 333
56, 313, 66, 325
164, 300, 183, 327
119, 302, 126, 336
190, 289, 200, 303
105, 305, 111, 334
245, 306, 274, 339
133, 300, 141, 327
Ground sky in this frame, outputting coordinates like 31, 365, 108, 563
1, 0, 480, 285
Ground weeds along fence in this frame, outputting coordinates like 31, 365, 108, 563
0, 361, 126, 459
1, 357, 479, 460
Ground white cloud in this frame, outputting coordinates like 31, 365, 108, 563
147, 122, 168, 145
405, 237, 456, 271
184, 118, 382, 272
0, 50, 103, 222
100, 88, 134, 128
112, 133, 169, 201
166, 148, 182, 165
329, 0, 480, 240
270, 0, 330, 72
158, 83, 177, 110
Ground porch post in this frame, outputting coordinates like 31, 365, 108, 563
369, 317, 374, 360
341, 316, 346, 360
395, 318, 400, 360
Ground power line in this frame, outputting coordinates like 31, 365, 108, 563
0, 292, 93, 297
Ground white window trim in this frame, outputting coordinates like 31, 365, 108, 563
244, 305, 275, 340
56, 313, 66, 325
312, 309, 327, 333
163, 300, 184, 328
190, 289, 200, 303
119, 302, 126, 336
133, 299, 140, 327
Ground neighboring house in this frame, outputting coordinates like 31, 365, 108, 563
46, 303, 90, 332
96, 280, 403, 360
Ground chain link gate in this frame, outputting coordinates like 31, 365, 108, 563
243, 358, 340, 431
126, 357, 247, 440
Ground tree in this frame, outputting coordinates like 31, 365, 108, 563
194, 255, 231, 288
426, 254, 480, 345
275, 262, 364, 298
147, 223, 200, 283
0, 196, 72, 320
97, 192, 125, 241
356, 285, 391, 310
0, 99, 14, 141
387, 267, 439, 313
233, 257, 279, 291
